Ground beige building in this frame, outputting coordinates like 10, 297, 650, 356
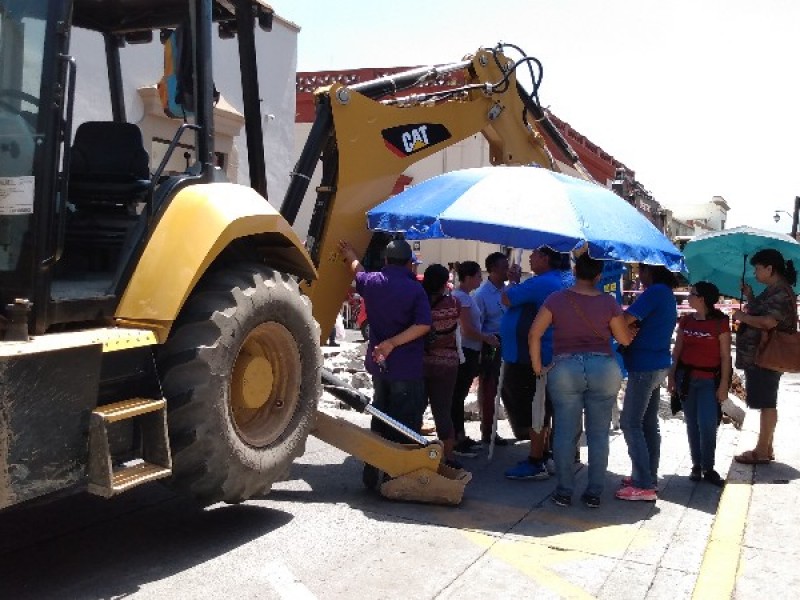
667, 196, 730, 235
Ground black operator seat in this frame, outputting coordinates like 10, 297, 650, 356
68, 121, 151, 208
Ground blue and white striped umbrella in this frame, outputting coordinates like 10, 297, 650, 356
366, 166, 684, 271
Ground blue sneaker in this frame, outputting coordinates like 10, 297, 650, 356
505, 459, 549, 480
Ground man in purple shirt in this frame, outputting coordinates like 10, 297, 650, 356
339, 239, 432, 489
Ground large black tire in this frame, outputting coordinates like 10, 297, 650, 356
157, 264, 321, 505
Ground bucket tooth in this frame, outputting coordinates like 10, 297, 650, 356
88, 398, 171, 497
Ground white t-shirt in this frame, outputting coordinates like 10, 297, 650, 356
453, 288, 483, 352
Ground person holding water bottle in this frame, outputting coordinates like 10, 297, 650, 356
339, 238, 432, 489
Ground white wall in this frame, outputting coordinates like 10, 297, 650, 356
669, 201, 728, 231
69, 18, 298, 202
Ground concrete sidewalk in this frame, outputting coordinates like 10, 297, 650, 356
3, 365, 795, 599
693, 373, 800, 599
317, 337, 800, 599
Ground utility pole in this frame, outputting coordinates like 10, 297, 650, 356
792, 196, 799, 239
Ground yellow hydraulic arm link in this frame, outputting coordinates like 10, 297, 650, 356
314, 369, 472, 505
281, 45, 588, 340
280, 45, 588, 504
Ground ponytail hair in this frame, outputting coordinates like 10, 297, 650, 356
422, 263, 450, 302
750, 249, 798, 286
787, 260, 798, 287
694, 280, 726, 320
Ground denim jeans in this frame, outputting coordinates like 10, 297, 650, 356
451, 348, 481, 438
547, 353, 623, 498
681, 377, 718, 471
364, 376, 427, 489
371, 376, 427, 443
620, 368, 669, 489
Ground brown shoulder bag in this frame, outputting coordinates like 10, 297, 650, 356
754, 286, 800, 373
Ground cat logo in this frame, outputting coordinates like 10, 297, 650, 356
382, 123, 452, 157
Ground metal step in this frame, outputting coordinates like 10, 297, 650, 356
93, 397, 165, 422
88, 398, 172, 498
97, 462, 172, 495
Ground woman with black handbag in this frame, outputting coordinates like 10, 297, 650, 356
668, 282, 731, 486
732, 248, 797, 464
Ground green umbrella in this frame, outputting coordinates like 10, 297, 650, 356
683, 226, 800, 299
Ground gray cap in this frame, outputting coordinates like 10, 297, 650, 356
385, 239, 413, 262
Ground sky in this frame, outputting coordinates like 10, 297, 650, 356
277, 0, 799, 233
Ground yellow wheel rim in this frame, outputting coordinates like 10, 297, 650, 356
230, 322, 301, 447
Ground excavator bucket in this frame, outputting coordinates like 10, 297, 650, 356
312, 411, 471, 505
379, 460, 472, 506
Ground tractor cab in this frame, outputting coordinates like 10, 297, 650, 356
0, 0, 274, 335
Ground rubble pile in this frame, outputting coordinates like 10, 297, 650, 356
320, 339, 482, 420
321, 340, 372, 410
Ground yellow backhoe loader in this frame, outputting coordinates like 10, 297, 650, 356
0, 0, 586, 511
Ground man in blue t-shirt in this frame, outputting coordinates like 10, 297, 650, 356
500, 247, 572, 480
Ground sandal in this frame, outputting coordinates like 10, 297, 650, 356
734, 450, 770, 465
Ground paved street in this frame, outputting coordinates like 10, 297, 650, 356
0, 337, 798, 599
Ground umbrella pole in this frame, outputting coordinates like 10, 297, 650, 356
739, 254, 748, 308
488, 359, 504, 461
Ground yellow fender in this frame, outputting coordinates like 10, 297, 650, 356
116, 183, 316, 341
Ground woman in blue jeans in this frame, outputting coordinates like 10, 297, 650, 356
529, 253, 632, 508
668, 281, 731, 487
617, 264, 678, 502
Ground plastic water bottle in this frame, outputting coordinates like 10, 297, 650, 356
373, 349, 387, 372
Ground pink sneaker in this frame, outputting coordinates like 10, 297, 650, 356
615, 485, 657, 502
620, 476, 658, 491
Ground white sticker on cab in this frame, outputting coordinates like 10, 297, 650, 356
0, 176, 34, 215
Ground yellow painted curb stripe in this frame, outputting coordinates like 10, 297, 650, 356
692, 479, 752, 599
463, 530, 596, 600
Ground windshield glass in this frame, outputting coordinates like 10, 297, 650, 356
0, 0, 47, 271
